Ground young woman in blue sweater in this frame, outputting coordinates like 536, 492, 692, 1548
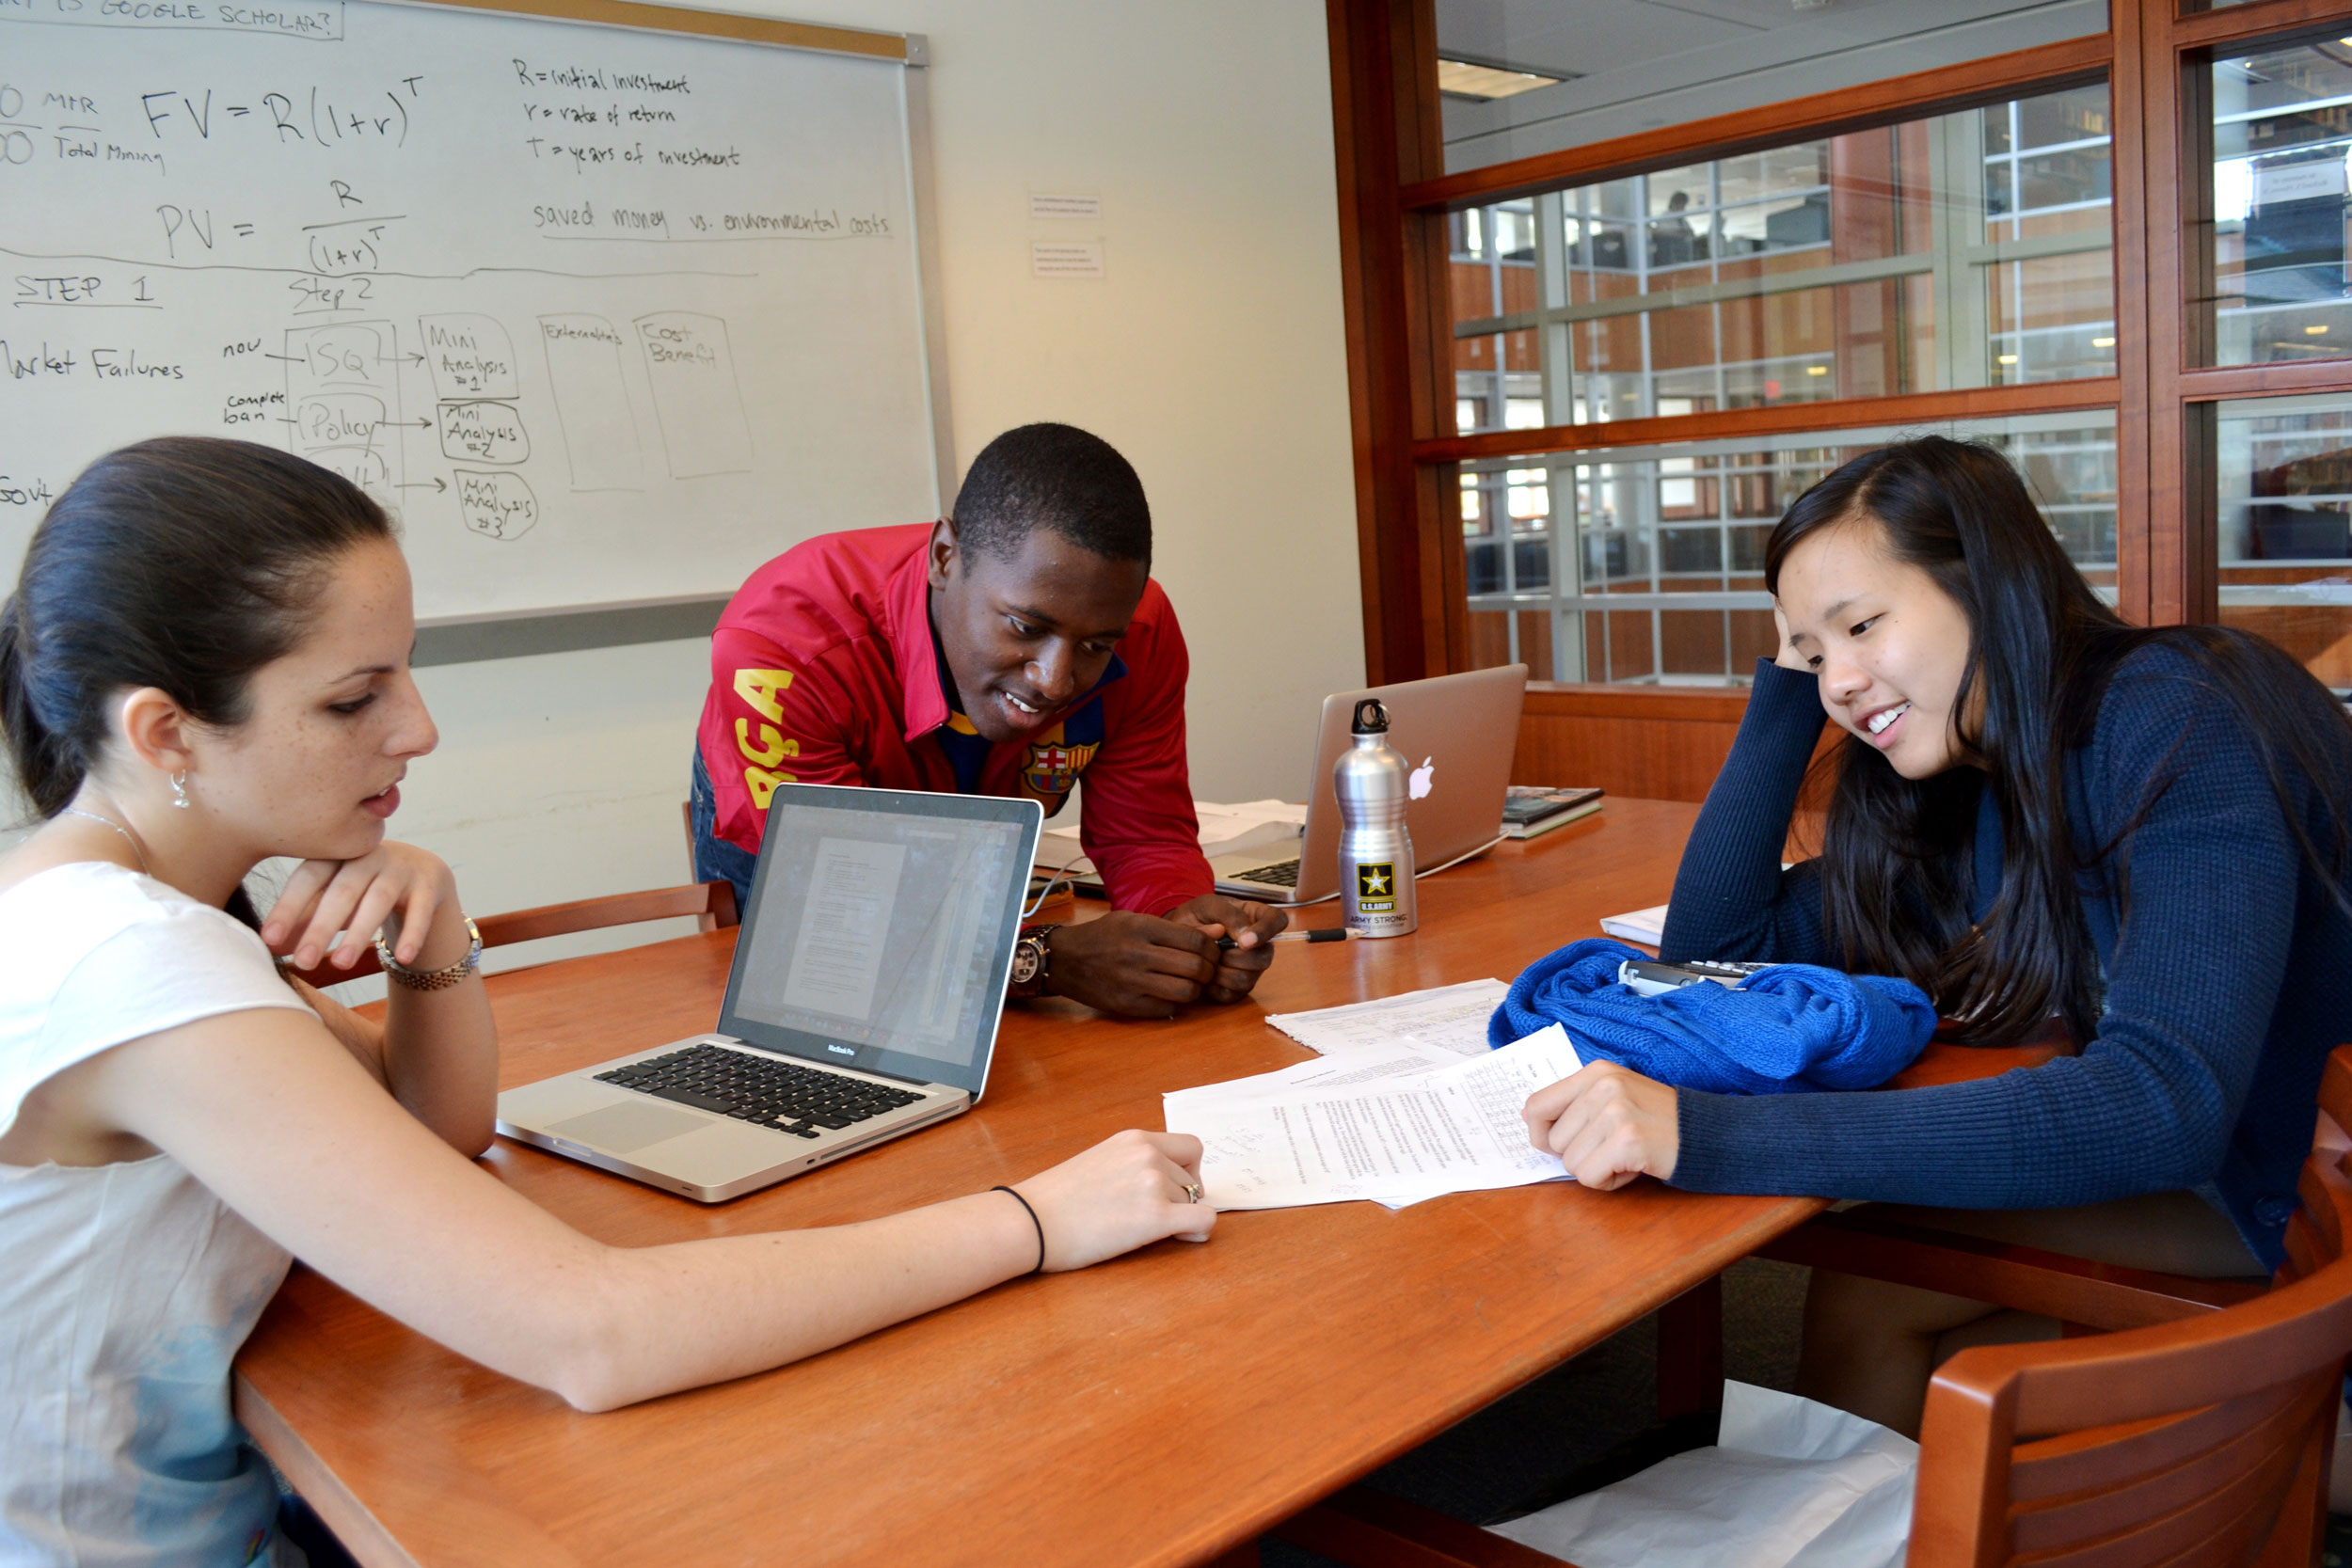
1522, 436, 2352, 1433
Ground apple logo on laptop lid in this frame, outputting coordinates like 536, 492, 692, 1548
1409, 757, 1435, 800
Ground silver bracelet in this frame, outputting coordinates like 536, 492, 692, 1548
375, 915, 483, 990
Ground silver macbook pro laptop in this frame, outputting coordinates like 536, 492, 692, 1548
496, 784, 1042, 1202
1205, 664, 1529, 905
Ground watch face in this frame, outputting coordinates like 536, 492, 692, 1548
1011, 941, 1041, 986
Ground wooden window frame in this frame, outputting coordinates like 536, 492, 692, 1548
1327, 0, 2352, 688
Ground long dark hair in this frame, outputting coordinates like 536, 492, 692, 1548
1, 437, 393, 924
1766, 436, 2352, 1044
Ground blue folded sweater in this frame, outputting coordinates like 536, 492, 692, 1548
1489, 938, 1936, 1094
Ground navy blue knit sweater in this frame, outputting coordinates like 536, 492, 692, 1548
1661, 649, 2352, 1268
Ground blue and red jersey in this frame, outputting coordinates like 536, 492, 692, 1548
694, 523, 1214, 915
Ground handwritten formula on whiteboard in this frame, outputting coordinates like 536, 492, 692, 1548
0, 0, 941, 618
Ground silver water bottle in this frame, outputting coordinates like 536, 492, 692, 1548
1335, 698, 1417, 938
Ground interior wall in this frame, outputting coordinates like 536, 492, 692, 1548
800, 0, 1366, 803
1, 0, 1364, 974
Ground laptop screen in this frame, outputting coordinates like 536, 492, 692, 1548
718, 784, 1042, 1098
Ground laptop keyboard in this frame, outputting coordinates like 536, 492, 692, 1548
595, 1043, 921, 1139
1228, 858, 1300, 887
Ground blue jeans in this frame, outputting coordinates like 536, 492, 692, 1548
689, 751, 760, 915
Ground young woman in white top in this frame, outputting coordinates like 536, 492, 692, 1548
0, 436, 1216, 1568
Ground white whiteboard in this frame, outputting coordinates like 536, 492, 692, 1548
0, 0, 945, 622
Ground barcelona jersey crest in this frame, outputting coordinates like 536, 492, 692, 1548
1010, 699, 1107, 813
1023, 736, 1099, 799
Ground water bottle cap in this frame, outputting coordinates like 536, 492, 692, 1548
1351, 699, 1390, 736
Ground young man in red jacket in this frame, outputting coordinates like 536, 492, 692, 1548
691, 423, 1287, 1020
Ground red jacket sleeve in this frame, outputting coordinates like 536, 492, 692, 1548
697, 625, 866, 854
1076, 597, 1215, 914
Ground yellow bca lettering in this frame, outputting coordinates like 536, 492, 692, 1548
734, 720, 800, 768
732, 667, 794, 724
744, 765, 797, 809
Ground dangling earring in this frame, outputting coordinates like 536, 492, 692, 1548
170, 771, 191, 809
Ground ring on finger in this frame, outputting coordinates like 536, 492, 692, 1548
1182, 1181, 1203, 1204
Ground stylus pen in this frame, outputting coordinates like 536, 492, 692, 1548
1216, 928, 1359, 948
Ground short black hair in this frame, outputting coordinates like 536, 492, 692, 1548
950, 423, 1151, 567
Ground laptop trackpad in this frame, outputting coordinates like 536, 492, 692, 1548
548, 1101, 712, 1154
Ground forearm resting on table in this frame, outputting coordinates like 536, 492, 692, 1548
107, 1012, 1044, 1414
518, 1192, 1041, 1412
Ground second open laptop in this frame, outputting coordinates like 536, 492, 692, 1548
1209, 664, 1529, 905
496, 784, 1042, 1202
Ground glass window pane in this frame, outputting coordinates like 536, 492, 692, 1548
1436, 9, 2104, 179
1448, 87, 2112, 434
2217, 396, 2352, 692
1460, 415, 2117, 684
2208, 40, 2352, 367
1987, 251, 2118, 383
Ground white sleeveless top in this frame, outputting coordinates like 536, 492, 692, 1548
0, 863, 314, 1568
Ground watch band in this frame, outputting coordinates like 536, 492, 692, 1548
1010, 923, 1060, 999
1027, 924, 1059, 982
375, 915, 484, 991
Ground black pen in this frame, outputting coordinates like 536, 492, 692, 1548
1216, 928, 1359, 948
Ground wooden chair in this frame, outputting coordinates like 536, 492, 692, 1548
285, 880, 739, 990
1269, 1044, 2352, 1568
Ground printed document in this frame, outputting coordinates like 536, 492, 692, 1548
1263, 977, 1510, 1059
780, 837, 904, 1022
1168, 1025, 1583, 1210
1163, 1037, 1461, 1113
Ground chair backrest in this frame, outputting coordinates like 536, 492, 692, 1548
286, 880, 739, 990
1908, 1044, 2352, 1568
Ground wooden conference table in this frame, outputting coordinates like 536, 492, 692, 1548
233, 798, 2031, 1567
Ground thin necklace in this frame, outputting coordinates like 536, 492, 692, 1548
57, 807, 153, 875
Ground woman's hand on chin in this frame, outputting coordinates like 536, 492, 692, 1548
1522, 1061, 1679, 1191
1772, 600, 1812, 673
262, 842, 462, 973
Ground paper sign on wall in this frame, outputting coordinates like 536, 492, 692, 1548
1029, 193, 1103, 219
1032, 243, 1106, 279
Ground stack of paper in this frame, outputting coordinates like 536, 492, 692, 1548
1165, 1002, 1585, 1211
1263, 977, 1510, 1058
1599, 903, 1668, 945
1034, 798, 1306, 870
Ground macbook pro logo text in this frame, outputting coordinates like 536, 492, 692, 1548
825, 1042, 856, 1057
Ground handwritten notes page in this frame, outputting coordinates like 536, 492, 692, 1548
1165, 1024, 1583, 1211
1262, 978, 1511, 1059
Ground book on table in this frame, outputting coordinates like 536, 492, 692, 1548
1501, 785, 1604, 838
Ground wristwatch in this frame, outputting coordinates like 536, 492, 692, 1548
1009, 924, 1059, 999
